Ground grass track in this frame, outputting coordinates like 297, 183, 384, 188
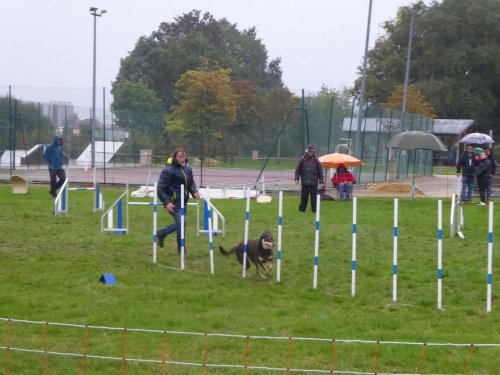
0, 185, 499, 374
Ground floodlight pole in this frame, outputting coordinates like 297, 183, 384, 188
354, 0, 373, 160
90, 7, 106, 169
402, 9, 415, 120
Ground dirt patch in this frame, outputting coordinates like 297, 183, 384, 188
366, 182, 424, 196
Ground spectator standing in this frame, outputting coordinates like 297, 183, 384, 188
456, 144, 476, 203
331, 163, 356, 200
44, 134, 66, 198
485, 147, 496, 202
157, 148, 200, 254
476, 151, 493, 205
294, 144, 325, 213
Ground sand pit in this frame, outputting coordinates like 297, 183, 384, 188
366, 182, 424, 197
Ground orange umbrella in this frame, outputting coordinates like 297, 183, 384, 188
318, 153, 363, 168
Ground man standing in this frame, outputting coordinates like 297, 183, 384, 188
295, 144, 325, 213
157, 148, 200, 254
44, 134, 66, 198
456, 144, 476, 203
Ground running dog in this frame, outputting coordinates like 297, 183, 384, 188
219, 231, 275, 278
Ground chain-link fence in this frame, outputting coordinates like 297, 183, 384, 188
1, 85, 436, 186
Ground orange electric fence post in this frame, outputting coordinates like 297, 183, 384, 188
201, 333, 209, 375
372, 340, 380, 374
464, 344, 475, 375
79, 325, 89, 375
287, 337, 294, 375
329, 339, 337, 374
418, 343, 427, 374
41, 322, 49, 375
242, 335, 251, 374
2, 319, 12, 375
161, 332, 169, 375
119, 328, 128, 375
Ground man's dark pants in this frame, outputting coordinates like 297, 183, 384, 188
299, 184, 318, 212
49, 168, 66, 196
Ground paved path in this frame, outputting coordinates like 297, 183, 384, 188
0, 166, 468, 198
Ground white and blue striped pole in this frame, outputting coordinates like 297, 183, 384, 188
437, 200, 443, 310
313, 194, 321, 289
152, 182, 158, 264
277, 190, 283, 283
116, 196, 123, 234
450, 194, 456, 237
206, 187, 215, 274
180, 184, 185, 271
393, 198, 398, 302
94, 183, 104, 212
487, 202, 494, 313
351, 197, 357, 297
242, 187, 250, 278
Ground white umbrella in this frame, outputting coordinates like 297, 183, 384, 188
459, 132, 494, 144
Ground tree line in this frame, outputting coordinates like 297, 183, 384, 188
111, 10, 352, 160
356, 0, 500, 132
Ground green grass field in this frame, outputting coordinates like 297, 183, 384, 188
0, 184, 499, 374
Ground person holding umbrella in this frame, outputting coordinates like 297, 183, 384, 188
295, 144, 325, 213
456, 144, 476, 203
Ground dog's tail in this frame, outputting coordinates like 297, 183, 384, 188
219, 245, 234, 256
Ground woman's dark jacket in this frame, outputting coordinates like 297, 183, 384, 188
157, 161, 199, 206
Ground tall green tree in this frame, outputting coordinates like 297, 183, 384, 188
355, 0, 500, 131
231, 80, 264, 159
114, 10, 284, 112
169, 67, 238, 158
381, 84, 437, 118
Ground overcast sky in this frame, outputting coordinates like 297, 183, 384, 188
1, 0, 426, 108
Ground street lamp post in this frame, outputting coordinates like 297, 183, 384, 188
354, 0, 373, 160
402, 9, 415, 119
90, 6, 106, 169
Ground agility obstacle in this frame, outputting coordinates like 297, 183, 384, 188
205, 187, 215, 274
312, 194, 321, 289
96, 183, 495, 312
242, 188, 251, 278
450, 193, 465, 238
197, 198, 225, 238
392, 198, 399, 302
180, 188, 186, 270
53, 179, 69, 215
152, 191, 158, 263
100, 183, 224, 268
437, 200, 443, 310
487, 201, 494, 313
276, 190, 283, 283
450, 178, 465, 238
68, 183, 104, 213
100, 189, 128, 234
53, 178, 104, 216
351, 197, 357, 296
100, 183, 158, 263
